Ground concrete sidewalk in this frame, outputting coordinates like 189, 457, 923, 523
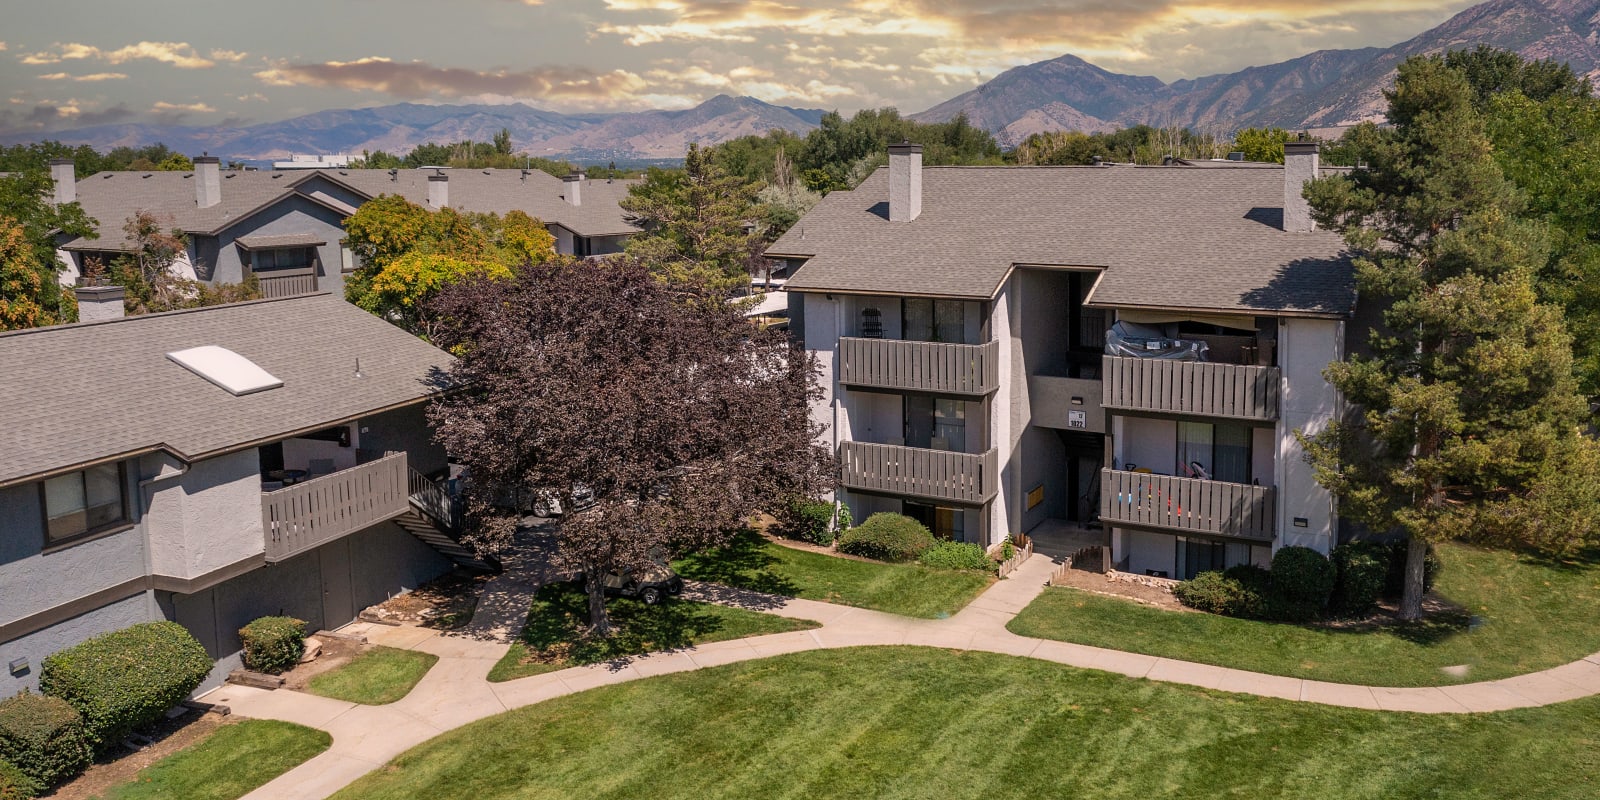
217, 550, 1600, 800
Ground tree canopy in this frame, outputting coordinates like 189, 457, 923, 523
427, 257, 833, 635
621, 143, 762, 293
1300, 54, 1600, 619
0, 171, 96, 330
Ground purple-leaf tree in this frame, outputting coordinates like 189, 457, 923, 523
427, 257, 833, 636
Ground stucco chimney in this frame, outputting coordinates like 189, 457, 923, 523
74, 285, 125, 322
563, 171, 583, 206
888, 141, 922, 222
428, 172, 449, 209
1283, 140, 1320, 232
194, 156, 222, 208
50, 158, 75, 205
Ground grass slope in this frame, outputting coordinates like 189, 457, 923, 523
489, 580, 818, 682
330, 647, 1600, 800
306, 646, 439, 705
1009, 543, 1600, 686
98, 720, 330, 800
674, 530, 992, 618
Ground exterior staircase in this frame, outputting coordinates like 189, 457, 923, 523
401, 468, 499, 573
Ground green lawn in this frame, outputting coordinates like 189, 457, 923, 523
488, 580, 819, 682
673, 529, 993, 618
306, 646, 440, 704
97, 720, 329, 800
1009, 542, 1600, 686
329, 647, 1600, 800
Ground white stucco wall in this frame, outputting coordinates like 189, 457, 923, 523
1117, 417, 1179, 474
1276, 317, 1342, 554
143, 449, 265, 579
992, 275, 1019, 547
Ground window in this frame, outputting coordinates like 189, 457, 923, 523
906, 396, 967, 451
1176, 421, 1252, 484
254, 247, 312, 271
906, 502, 965, 541
1174, 537, 1258, 580
903, 298, 965, 344
41, 464, 127, 544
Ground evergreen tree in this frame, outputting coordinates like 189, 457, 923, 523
620, 143, 759, 293
1301, 55, 1600, 619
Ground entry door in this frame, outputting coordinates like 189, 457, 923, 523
319, 538, 356, 630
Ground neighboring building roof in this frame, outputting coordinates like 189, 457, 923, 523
768, 166, 1355, 317
60, 169, 354, 249
326, 168, 641, 237
0, 294, 454, 487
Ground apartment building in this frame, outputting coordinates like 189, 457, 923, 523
48, 158, 640, 299
769, 142, 1355, 578
0, 293, 484, 694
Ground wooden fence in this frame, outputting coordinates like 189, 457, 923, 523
262, 451, 409, 562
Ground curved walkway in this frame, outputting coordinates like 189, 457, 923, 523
214, 553, 1600, 800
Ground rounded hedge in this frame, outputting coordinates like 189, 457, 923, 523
239, 616, 307, 675
1331, 542, 1387, 617
1267, 546, 1335, 621
1173, 571, 1246, 615
838, 513, 934, 562
0, 693, 91, 788
775, 497, 836, 547
0, 758, 41, 800
40, 621, 213, 750
1222, 564, 1271, 619
917, 541, 993, 571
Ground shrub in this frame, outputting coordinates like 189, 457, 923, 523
239, 616, 307, 675
774, 497, 836, 546
837, 513, 934, 562
1173, 571, 1247, 615
0, 693, 91, 788
1330, 542, 1387, 617
1383, 540, 1443, 599
40, 621, 213, 750
0, 759, 41, 800
1223, 564, 1271, 619
918, 541, 993, 571
1266, 546, 1336, 621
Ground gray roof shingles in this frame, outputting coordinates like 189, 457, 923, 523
768, 166, 1355, 317
0, 294, 454, 486
328, 169, 641, 237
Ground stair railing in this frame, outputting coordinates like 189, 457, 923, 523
408, 468, 461, 531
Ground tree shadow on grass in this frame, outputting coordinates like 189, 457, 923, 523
673, 529, 801, 598
516, 581, 733, 670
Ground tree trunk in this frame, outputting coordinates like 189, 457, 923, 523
584, 570, 612, 637
1399, 535, 1428, 621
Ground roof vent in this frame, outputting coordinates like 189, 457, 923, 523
166, 345, 282, 396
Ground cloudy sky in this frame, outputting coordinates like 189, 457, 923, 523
1, 0, 1479, 133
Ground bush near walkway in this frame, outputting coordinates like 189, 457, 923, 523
837, 513, 933, 562
239, 616, 307, 675
0, 759, 41, 800
40, 622, 212, 750
0, 693, 91, 787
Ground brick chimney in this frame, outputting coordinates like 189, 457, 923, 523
888, 141, 922, 222
74, 285, 125, 322
427, 171, 449, 209
194, 156, 221, 208
1283, 141, 1320, 232
563, 170, 583, 206
49, 158, 75, 205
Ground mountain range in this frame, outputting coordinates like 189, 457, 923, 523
9, 0, 1600, 159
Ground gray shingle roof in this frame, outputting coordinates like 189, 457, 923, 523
0, 294, 454, 487
62, 170, 329, 249
768, 166, 1355, 317
315, 169, 641, 237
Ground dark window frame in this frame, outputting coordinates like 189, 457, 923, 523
38, 462, 131, 548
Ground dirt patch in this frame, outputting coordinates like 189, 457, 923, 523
278, 636, 369, 691
363, 571, 488, 631
45, 710, 230, 800
1050, 567, 1193, 611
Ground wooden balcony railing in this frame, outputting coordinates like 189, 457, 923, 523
255, 268, 319, 299
1103, 355, 1280, 421
839, 337, 999, 395
1099, 469, 1275, 541
838, 441, 998, 505
407, 467, 460, 531
262, 451, 409, 562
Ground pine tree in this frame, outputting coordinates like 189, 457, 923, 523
1301, 55, 1600, 619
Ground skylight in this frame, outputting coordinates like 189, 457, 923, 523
166, 345, 283, 396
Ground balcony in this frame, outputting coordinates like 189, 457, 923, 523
839, 337, 999, 396
838, 441, 999, 505
1099, 469, 1275, 541
262, 451, 410, 562
1103, 356, 1280, 422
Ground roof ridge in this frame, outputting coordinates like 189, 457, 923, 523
0, 293, 336, 340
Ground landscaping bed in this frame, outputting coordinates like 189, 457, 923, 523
488, 580, 818, 682
328, 647, 1600, 800
1009, 542, 1600, 686
673, 528, 993, 619
362, 571, 488, 631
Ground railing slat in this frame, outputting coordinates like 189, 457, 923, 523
838, 441, 998, 504
839, 338, 998, 396
261, 451, 410, 562
1103, 356, 1280, 421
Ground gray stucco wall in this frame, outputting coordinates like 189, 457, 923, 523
358, 404, 448, 476
0, 592, 153, 695
143, 449, 265, 580
212, 195, 350, 298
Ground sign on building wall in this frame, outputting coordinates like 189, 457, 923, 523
1068, 410, 1087, 429
1026, 485, 1045, 510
